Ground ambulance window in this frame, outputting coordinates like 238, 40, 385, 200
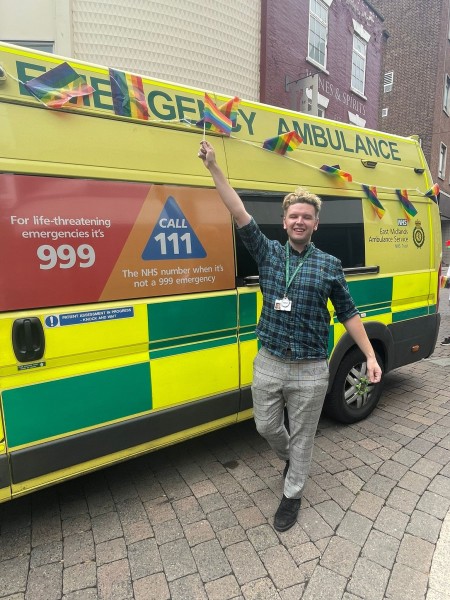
315, 197, 365, 268
236, 193, 365, 278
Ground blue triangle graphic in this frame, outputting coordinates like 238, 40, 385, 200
142, 196, 207, 260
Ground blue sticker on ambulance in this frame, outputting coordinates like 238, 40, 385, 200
142, 196, 207, 260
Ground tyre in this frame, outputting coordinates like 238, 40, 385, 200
325, 347, 384, 424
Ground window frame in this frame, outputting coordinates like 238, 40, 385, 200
235, 191, 366, 275
308, 0, 330, 70
444, 74, 450, 115
3, 40, 54, 53
439, 143, 447, 180
351, 33, 367, 96
384, 71, 394, 93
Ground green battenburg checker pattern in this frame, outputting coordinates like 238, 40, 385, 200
3, 363, 152, 448
3, 278, 436, 450
147, 295, 239, 359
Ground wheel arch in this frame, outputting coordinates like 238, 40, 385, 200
327, 320, 394, 394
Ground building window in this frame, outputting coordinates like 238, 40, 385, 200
3, 40, 54, 53
444, 75, 450, 115
384, 71, 394, 93
348, 111, 366, 127
439, 143, 447, 180
351, 35, 367, 95
308, 0, 329, 69
382, 108, 388, 117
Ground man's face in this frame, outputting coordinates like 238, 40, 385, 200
283, 202, 318, 247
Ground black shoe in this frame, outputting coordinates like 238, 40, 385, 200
273, 494, 301, 532
441, 337, 450, 346
283, 461, 289, 478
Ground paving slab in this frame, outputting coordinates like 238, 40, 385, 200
1, 301, 450, 599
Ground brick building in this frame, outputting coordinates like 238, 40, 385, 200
371, 0, 450, 261
260, 0, 385, 129
1, 0, 384, 129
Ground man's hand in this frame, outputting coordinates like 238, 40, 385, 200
198, 140, 216, 169
366, 356, 382, 384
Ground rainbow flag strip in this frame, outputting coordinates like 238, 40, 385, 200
262, 131, 303, 155
24, 62, 94, 108
109, 68, 149, 120
202, 93, 232, 136
197, 96, 240, 131
320, 164, 353, 182
395, 189, 417, 219
362, 185, 385, 219
425, 183, 440, 203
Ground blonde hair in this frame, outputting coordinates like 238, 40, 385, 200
282, 187, 322, 215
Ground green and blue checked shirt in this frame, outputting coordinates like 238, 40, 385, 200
238, 218, 359, 360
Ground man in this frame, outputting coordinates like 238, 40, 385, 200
198, 140, 382, 532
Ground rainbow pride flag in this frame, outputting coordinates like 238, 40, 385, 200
320, 165, 353, 182
395, 189, 417, 218
220, 96, 240, 126
362, 185, 385, 219
197, 96, 240, 131
262, 131, 303, 155
109, 68, 149, 120
201, 93, 232, 136
24, 62, 94, 108
425, 183, 440, 203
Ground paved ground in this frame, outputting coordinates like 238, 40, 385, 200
1, 304, 450, 600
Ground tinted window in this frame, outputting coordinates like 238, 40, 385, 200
237, 192, 365, 278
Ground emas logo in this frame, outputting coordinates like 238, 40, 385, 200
413, 219, 425, 249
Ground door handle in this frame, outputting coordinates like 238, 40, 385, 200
12, 318, 45, 362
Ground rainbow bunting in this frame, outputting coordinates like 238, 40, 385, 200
201, 93, 232, 136
262, 131, 303, 155
24, 62, 94, 108
320, 165, 352, 182
425, 183, 440, 203
395, 189, 417, 219
109, 68, 149, 120
196, 96, 240, 131
362, 185, 385, 219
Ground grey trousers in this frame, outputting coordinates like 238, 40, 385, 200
251, 347, 329, 499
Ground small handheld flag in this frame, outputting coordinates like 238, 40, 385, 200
201, 93, 232, 136
262, 131, 303, 155
362, 185, 385, 219
220, 96, 240, 127
196, 96, 240, 131
320, 165, 352, 182
395, 189, 417, 219
109, 68, 149, 120
24, 62, 94, 108
425, 183, 440, 203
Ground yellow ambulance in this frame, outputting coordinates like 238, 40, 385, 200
0, 42, 442, 502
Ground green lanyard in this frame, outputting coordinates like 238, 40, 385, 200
284, 243, 314, 297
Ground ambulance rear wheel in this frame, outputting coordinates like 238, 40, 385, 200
326, 348, 384, 424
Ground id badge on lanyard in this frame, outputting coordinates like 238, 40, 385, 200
274, 244, 313, 312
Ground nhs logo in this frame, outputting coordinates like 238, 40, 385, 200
397, 218, 408, 226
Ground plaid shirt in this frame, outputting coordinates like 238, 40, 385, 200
238, 218, 358, 359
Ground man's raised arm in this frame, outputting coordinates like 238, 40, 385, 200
198, 141, 251, 228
